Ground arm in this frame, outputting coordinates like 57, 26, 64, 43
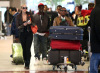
30, 13, 35, 26
53, 18, 57, 26
65, 17, 74, 26
90, 10, 100, 41
16, 15, 19, 29
16, 15, 24, 29
14, 16, 19, 38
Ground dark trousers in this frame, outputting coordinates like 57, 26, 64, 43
20, 31, 33, 66
34, 34, 47, 59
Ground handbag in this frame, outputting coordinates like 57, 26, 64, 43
31, 25, 38, 34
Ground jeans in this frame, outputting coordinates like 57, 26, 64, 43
90, 53, 100, 73
6, 23, 11, 36
34, 34, 47, 59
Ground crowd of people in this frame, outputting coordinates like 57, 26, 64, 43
2, 1, 99, 72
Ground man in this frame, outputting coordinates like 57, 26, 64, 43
33, 3, 49, 64
44, 5, 49, 12
88, 3, 94, 10
56, 5, 62, 17
4, 7, 13, 36
10, 7, 19, 58
90, 0, 100, 73
10, 7, 19, 42
53, 7, 74, 26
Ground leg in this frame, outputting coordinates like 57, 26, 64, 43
40, 36, 47, 59
25, 32, 33, 67
6, 23, 11, 36
19, 33, 27, 62
90, 53, 99, 73
34, 34, 40, 60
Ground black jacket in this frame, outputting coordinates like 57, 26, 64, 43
33, 12, 49, 33
16, 12, 34, 32
90, 0, 100, 53
11, 12, 19, 38
4, 10, 13, 23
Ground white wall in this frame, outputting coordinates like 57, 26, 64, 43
89, 0, 94, 3
0, 1, 10, 7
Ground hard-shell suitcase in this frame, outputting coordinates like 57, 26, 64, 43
49, 26, 83, 40
12, 43, 24, 65
48, 50, 81, 65
50, 40, 81, 50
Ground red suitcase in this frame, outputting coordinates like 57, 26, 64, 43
50, 40, 82, 50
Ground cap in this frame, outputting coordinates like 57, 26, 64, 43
38, 3, 44, 7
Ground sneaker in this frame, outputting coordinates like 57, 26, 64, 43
34, 57, 40, 65
43, 58, 48, 65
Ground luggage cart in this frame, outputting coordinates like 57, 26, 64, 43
48, 50, 85, 72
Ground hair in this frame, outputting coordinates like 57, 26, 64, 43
72, 11, 75, 15
61, 7, 66, 9
88, 3, 94, 7
78, 5, 82, 11
9, 7, 13, 10
57, 5, 62, 8
44, 5, 47, 7
75, 5, 82, 11
11, 7, 17, 12
21, 4, 27, 8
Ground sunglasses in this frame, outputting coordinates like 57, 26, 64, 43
22, 7, 27, 9
60, 10, 66, 12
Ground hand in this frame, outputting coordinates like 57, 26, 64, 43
15, 38, 19, 42
44, 33, 49, 37
27, 21, 31, 25
23, 23, 27, 26
9, 24, 11, 27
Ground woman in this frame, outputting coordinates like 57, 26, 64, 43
16, 4, 34, 69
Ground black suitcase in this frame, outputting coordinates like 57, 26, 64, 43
48, 49, 60, 65
49, 26, 83, 40
48, 49, 81, 65
70, 50, 81, 65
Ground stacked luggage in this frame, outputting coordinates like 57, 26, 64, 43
48, 26, 84, 71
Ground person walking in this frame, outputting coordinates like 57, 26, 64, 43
90, 0, 100, 73
16, 4, 34, 69
33, 3, 49, 64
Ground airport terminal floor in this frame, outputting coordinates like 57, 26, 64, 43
0, 36, 89, 73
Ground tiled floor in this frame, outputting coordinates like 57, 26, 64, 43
0, 36, 90, 72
